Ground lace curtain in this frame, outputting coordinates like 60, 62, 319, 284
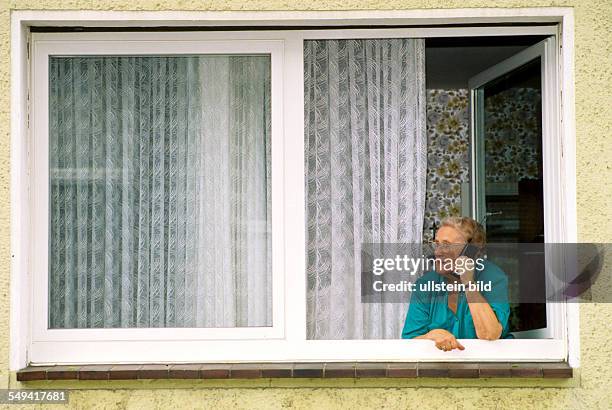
48, 55, 272, 328
305, 39, 427, 339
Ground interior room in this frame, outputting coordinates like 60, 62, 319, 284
424, 35, 548, 335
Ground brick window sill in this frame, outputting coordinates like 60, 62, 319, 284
16, 362, 572, 381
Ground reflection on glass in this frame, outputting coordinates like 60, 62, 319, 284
480, 58, 546, 333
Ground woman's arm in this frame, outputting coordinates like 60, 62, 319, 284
464, 290, 503, 340
456, 256, 503, 340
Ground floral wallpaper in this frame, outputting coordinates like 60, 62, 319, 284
422, 87, 541, 241
423, 89, 469, 241
484, 87, 542, 182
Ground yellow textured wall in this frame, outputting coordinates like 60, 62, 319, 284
1, 1, 611, 408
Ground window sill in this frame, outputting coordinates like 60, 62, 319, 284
16, 362, 572, 381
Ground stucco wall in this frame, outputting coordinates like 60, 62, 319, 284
1, 1, 611, 408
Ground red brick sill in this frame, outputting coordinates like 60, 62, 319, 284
16, 362, 572, 381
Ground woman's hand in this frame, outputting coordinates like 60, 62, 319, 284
455, 255, 475, 285
418, 329, 465, 351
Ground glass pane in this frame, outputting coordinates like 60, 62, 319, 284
48, 55, 272, 329
304, 39, 427, 340
479, 58, 546, 333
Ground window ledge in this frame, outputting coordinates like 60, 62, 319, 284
16, 362, 572, 381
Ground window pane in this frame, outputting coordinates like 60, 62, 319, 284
480, 58, 546, 332
48, 55, 272, 328
304, 39, 427, 339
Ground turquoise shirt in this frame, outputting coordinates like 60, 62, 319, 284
401, 260, 512, 339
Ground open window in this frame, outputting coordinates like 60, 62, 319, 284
17, 20, 574, 366
467, 37, 563, 339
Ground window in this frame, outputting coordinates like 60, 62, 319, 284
30, 37, 287, 358
15, 14, 576, 367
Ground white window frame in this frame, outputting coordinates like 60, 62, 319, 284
30, 37, 287, 343
10, 9, 578, 369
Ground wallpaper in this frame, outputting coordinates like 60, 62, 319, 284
423, 89, 470, 242
423, 87, 541, 241
483, 87, 542, 183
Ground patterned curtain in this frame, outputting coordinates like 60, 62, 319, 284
48, 55, 272, 328
305, 39, 427, 339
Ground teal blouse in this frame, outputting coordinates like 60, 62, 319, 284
401, 260, 512, 339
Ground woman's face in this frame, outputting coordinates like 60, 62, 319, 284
433, 226, 468, 275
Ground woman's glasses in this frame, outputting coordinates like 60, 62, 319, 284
426, 240, 465, 251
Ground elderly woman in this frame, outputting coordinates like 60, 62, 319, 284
402, 216, 511, 351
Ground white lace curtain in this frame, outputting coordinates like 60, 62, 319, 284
49, 55, 272, 329
305, 39, 427, 339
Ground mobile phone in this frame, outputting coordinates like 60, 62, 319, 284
460, 243, 480, 259
452, 243, 480, 277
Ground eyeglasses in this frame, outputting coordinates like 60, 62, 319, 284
426, 240, 465, 251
